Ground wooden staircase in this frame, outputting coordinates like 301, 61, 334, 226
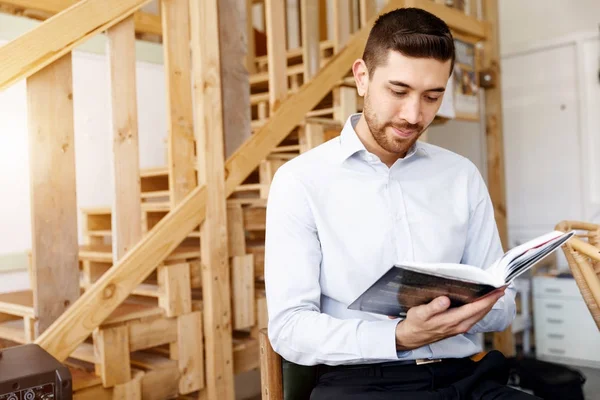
0, 0, 501, 398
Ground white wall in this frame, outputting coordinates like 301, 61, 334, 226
0, 39, 168, 261
498, 0, 600, 56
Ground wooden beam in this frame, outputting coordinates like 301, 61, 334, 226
35, 0, 402, 362
219, 0, 252, 158
107, 16, 142, 262
333, 1, 355, 123
300, 0, 320, 82
94, 325, 131, 387
27, 53, 79, 336
482, 0, 513, 357
162, 0, 197, 206
259, 329, 283, 400
245, 0, 256, 73
359, 0, 376, 28
265, 0, 288, 112
0, 0, 161, 34
191, 0, 235, 398
412, 0, 487, 39
0, 0, 154, 91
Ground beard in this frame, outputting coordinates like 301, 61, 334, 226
362, 92, 426, 156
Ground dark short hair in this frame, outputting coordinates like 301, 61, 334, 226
362, 7, 455, 77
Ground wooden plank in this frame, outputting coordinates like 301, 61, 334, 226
259, 329, 283, 400
0, 0, 160, 35
94, 325, 131, 387
175, 311, 204, 394
233, 338, 259, 374
107, 16, 142, 263
319, 0, 327, 41
412, 0, 487, 39
299, 122, 325, 153
227, 203, 247, 257
359, 0, 376, 28
482, 0, 513, 357
219, 0, 252, 158
36, 0, 402, 363
333, 0, 351, 52
140, 365, 180, 400
128, 315, 178, 352
0, 291, 34, 317
113, 370, 143, 400
286, 0, 300, 49
332, 1, 354, 124
245, 0, 256, 73
259, 158, 285, 198
0, 0, 153, 91
232, 255, 255, 330
190, 0, 235, 399
300, 0, 320, 82
157, 263, 192, 317
162, 0, 197, 206
27, 53, 79, 336
265, 0, 288, 112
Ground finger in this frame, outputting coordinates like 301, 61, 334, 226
413, 296, 451, 321
436, 290, 504, 325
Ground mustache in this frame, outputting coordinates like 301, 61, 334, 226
387, 122, 423, 132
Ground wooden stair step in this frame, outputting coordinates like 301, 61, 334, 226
79, 244, 200, 263
0, 290, 34, 317
141, 190, 170, 200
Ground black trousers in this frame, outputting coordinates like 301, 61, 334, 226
310, 351, 541, 399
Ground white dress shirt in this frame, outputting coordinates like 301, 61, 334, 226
264, 113, 516, 366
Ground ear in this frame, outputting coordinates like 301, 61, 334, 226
352, 59, 369, 97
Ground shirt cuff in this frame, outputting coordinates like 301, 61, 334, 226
357, 318, 404, 360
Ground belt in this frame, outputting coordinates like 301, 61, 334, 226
380, 358, 443, 367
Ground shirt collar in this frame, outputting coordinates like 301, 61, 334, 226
338, 113, 429, 164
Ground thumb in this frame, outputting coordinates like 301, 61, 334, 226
417, 296, 451, 320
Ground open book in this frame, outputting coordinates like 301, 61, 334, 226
348, 230, 575, 317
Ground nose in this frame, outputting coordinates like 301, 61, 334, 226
401, 96, 421, 125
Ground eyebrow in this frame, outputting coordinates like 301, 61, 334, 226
388, 80, 446, 93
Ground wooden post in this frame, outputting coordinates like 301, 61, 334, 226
301, 0, 320, 82
107, 16, 142, 262
359, 0, 376, 28
190, 0, 235, 398
219, 0, 252, 158
482, 0, 514, 356
246, 0, 256, 73
266, 0, 288, 113
27, 53, 79, 336
162, 0, 197, 206
333, 2, 356, 123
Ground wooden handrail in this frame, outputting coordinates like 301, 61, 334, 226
36, 0, 408, 362
0, 0, 161, 35
0, 0, 153, 91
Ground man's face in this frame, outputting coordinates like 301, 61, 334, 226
354, 50, 451, 157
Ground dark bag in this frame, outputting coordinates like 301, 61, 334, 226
507, 356, 586, 400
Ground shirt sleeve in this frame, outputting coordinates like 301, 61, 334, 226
264, 166, 406, 366
461, 161, 517, 334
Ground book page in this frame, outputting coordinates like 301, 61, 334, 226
397, 262, 503, 287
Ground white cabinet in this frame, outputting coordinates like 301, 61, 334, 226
533, 276, 600, 368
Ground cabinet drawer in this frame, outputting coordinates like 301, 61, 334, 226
534, 297, 600, 362
533, 276, 582, 299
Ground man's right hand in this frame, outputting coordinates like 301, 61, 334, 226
395, 288, 507, 351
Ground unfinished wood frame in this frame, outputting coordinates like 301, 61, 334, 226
265, 0, 288, 112
162, 0, 197, 206
27, 52, 79, 337
219, 0, 252, 158
0, 0, 154, 91
301, 0, 320, 82
191, 0, 235, 398
107, 16, 142, 263
0, 0, 161, 34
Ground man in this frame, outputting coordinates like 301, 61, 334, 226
264, 7, 536, 399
